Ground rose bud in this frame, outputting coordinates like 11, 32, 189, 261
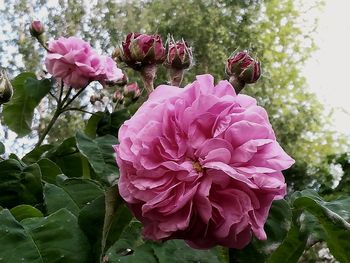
123, 82, 140, 99
226, 51, 261, 93
122, 33, 166, 70
112, 90, 124, 103
29, 20, 44, 37
0, 69, 13, 105
165, 38, 193, 70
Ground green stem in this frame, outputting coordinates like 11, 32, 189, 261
35, 84, 87, 147
36, 107, 61, 147
62, 107, 97, 115
62, 87, 86, 109
229, 75, 245, 94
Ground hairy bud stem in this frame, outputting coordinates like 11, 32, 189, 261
140, 65, 157, 94
169, 68, 184, 87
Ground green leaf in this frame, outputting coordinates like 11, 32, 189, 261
78, 189, 133, 262
0, 142, 5, 155
78, 195, 106, 262
3, 73, 52, 136
105, 221, 224, 263
46, 137, 86, 178
96, 109, 130, 137
37, 158, 63, 184
0, 159, 43, 208
76, 131, 119, 182
44, 183, 80, 216
85, 111, 104, 138
44, 177, 103, 216
10, 204, 43, 221
235, 199, 292, 263
22, 144, 55, 164
0, 208, 91, 262
57, 177, 104, 208
293, 190, 350, 263
266, 224, 308, 263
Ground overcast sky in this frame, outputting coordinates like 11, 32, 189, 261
303, 0, 350, 136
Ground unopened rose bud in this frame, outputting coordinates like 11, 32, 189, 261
112, 91, 124, 103
226, 51, 261, 93
29, 20, 44, 37
0, 69, 13, 105
165, 38, 193, 70
122, 33, 166, 71
123, 82, 140, 99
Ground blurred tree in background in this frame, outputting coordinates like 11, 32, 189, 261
0, 0, 348, 193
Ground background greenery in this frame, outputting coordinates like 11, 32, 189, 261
0, 0, 349, 262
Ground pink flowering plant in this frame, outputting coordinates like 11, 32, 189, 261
0, 21, 349, 263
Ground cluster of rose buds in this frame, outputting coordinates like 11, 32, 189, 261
115, 33, 194, 92
225, 51, 261, 93
0, 69, 13, 105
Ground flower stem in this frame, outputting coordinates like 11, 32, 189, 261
140, 65, 157, 94
35, 84, 87, 147
169, 68, 184, 87
229, 75, 245, 94
36, 107, 61, 147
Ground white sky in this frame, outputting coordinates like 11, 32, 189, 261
303, 0, 350, 136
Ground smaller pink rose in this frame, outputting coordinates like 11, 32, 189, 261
45, 37, 123, 89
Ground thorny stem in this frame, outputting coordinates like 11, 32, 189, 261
62, 86, 86, 109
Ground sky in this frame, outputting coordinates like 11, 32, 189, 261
303, 0, 350, 136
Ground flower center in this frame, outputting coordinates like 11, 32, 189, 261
192, 161, 203, 172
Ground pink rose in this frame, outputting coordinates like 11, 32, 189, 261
45, 37, 123, 88
114, 74, 294, 249
122, 33, 166, 70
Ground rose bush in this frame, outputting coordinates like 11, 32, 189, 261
115, 74, 294, 249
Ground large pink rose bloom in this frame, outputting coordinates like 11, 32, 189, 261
45, 37, 123, 88
114, 74, 294, 249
